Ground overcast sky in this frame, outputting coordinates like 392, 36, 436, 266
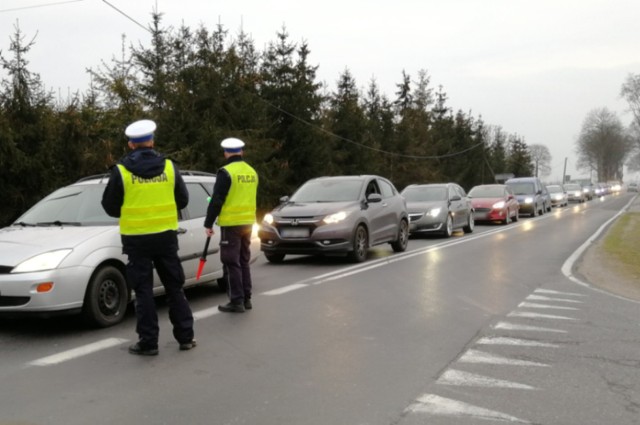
1, 0, 639, 182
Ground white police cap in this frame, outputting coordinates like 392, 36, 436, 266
125, 119, 157, 143
220, 137, 245, 152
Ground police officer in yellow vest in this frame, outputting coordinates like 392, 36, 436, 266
204, 137, 258, 313
102, 119, 196, 355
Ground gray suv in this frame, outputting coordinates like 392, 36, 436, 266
259, 175, 409, 263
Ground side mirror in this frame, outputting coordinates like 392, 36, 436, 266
367, 193, 382, 203
450, 195, 462, 202
279, 196, 290, 203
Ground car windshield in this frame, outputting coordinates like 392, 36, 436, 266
14, 184, 118, 226
565, 184, 581, 190
402, 186, 447, 202
507, 182, 535, 195
547, 185, 563, 193
468, 186, 504, 198
290, 179, 364, 202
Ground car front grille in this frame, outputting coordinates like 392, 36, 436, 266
474, 208, 491, 213
0, 296, 30, 307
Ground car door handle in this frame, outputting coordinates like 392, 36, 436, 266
177, 227, 187, 234
382, 202, 388, 207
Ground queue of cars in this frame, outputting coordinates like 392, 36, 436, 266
0, 170, 626, 327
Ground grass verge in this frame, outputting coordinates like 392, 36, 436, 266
602, 212, 640, 286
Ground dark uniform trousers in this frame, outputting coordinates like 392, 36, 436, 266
123, 231, 194, 347
220, 225, 253, 304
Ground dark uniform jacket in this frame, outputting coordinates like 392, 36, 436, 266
101, 147, 189, 220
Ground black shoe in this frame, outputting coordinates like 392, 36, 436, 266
218, 302, 245, 313
179, 339, 197, 351
244, 299, 252, 310
128, 342, 158, 356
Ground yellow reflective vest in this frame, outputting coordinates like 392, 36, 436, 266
117, 160, 178, 235
218, 161, 258, 226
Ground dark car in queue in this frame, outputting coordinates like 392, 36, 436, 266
259, 175, 409, 263
467, 184, 519, 224
0, 172, 259, 327
546, 184, 568, 207
505, 177, 548, 217
401, 183, 474, 238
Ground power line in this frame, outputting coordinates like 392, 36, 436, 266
100, 0, 150, 33
0, 0, 84, 13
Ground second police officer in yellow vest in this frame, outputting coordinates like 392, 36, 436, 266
204, 138, 258, 313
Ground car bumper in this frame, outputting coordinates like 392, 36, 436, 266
473, 209, 507, 221
408, 214, 446, 233
259, 223, 354, 255
0, 266, 91, 313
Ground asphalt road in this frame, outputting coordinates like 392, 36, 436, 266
1, 193, 638, 425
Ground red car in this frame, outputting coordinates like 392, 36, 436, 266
468, 184, 520, 224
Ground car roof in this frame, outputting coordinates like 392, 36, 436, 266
73, 170, 216, 186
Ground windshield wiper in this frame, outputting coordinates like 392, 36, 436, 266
13, 221, 36, 227
36, 221, 82, 227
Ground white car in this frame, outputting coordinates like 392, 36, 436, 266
0, 172, 260, 327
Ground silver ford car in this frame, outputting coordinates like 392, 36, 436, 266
0, 172, 260, 327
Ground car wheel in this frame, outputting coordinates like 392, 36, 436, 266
82, 265, 129, 328
390, 219, 409, 252
532, 205, 538, 217
463, 213, 474, 233
442, 215, 453, 238
265, 252, 285, 263
348, 225, 368, 262
546, 202, 552, 212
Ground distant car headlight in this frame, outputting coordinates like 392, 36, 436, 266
524, 197, 533, 204
263, 213, 274, 225
492, 201, 505, 209
574, 191, 581, 196
12, 249, 73, 273
553, 194, 562, 200
427, 208, 442, 217
323, 211, 350, 224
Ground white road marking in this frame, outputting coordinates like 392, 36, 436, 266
526, 294, 583, 303
477, 336, 559, 348
494, 321, 567, 333
518, 302, 579, 310
29, 338, 129, 366
459, 349, 549, 367
262, 283, 308, 295
407, 394, 530, 423
508, 311, 578, 320
438, 369, 537, 389
534, 288, 586, 297
193, 307, 220, 320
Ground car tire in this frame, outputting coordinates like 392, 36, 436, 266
82, 265, 129, 328
463, 213, 474, 233
348, 225, 368, 263
546, 202, 551, 212
265, 253, 285, 263
442, 215, 453, 238
390, 219, 409, 252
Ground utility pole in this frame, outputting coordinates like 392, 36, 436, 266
562, 157, 567, 183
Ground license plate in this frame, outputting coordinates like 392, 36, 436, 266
280, 227, 309, 238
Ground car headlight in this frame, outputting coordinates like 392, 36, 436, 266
427, 208, 442, 217
574, 191, 581, 196
323, 211, 350, 224
524, 197, 533, 204
492, 201, 505, 209
263, 213, 274, 225
12, 249, 73, 273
